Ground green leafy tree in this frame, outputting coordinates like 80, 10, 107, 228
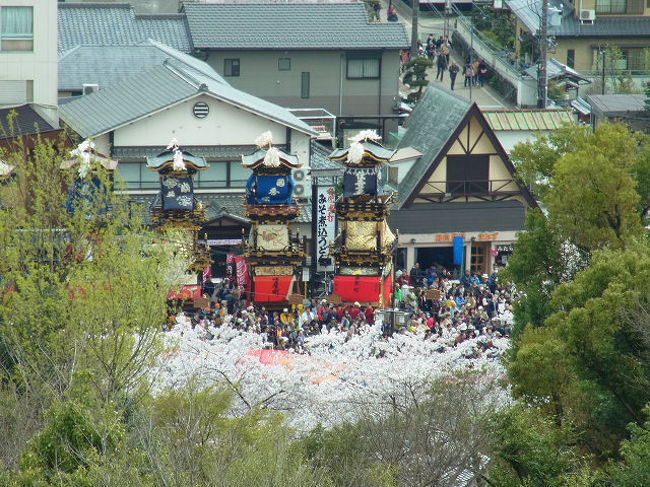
609, 407, 650, 487
509, 242, 650, 455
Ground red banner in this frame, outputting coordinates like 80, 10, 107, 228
383, 274, 393, 307
254, 276, 294, 303
333, 276, 381, 303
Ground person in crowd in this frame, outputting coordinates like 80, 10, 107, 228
448, 61, 459, 90
436, 53, 447, 81
477, 60, 488, 87
463, 61, 473, 87
387, 3, 398, 21
409, 262, 423, 286
167, 261, 517, 354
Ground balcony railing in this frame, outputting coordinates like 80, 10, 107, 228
417, 179, 520, 201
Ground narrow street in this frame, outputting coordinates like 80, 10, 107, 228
381, 0, 512, 109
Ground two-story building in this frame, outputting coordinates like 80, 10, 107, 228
1, 0, 58, 126
387, 85, 538, 275
507, 0, 650, 82
181, 1, 409, 141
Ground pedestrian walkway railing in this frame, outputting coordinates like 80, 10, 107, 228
450, 4, 522, 85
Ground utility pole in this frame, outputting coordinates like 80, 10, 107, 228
411, 0, 420, 58
537, 0, 548, 108
601, 50, 606, 94
443, 0, 451, 38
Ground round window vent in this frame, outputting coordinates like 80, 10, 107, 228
193, 102, 209, 119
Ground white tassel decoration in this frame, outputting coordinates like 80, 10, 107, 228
172, 148, 186, 171
263, 146, 281, 167
255, 131, 274, 149
166, 138, 179, 151
347, 142, 365, 164
70, 139, 96, 178
349, 129, 381, 144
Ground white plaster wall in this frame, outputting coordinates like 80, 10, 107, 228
113, 94, 290, 147
93, 133, 111, 157
0, 0, 58, 125
495, 130, 550, 154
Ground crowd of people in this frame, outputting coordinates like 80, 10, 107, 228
402, 33, 489, 92
165, 263, 516, 354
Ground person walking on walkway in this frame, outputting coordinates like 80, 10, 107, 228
478, 60, 488, 87
436, 54, 447, 81
463, 62, 473, 87
449, 61, 459, 91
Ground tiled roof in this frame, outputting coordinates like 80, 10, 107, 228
483, 109, 574, 131
182, 2, 409, 50
0, 104, 60, 140
586, 94, 645, 117
59, 41, 227, 92
395, 85, 471, 208
58, 56, 317, 139
506, 0, 650, 38
113, 145, 261, 160
554, 15, 650, 37
524, 58, 590, 83
58, 3, 192, 55
310, 141, 343, 175
59, 40, 225, 92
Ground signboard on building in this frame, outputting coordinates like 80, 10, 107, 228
316, 184, 336, 272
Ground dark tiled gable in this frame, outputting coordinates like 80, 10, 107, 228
57, 3, 192, 55
182, 2, 409, 50
395, 86, 471, 208
0, 105, 59, 140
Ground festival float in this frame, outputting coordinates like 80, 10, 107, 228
146, 139, 212, 308
242, 132, 306, 306
328, 131, 397, 307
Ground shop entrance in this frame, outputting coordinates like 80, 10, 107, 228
416, 246, 456, 272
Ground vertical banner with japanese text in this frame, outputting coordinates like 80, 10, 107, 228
234, 256, 249, 299
316, 184, 336, 272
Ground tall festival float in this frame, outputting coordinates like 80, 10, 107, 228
328, 131, 397, 307
242, 132, 306, 306
146, 140, 212, 305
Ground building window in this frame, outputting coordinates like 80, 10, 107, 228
446, 154, 490, 194
224, 58, 240, 77
0, 6, 33, 51
596, 0, 643, 13
278, 57, 291, 71
301, 72, 310, 99
346, 54, 381, 79
566, 49, 575, 68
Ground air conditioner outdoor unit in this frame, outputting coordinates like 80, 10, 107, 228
579, 9, 595, 22
293, 169, 308, 198
82, 83, 99, 95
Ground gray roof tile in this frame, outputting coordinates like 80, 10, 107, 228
0, 104, 60, 140
182, 2, 409, 50
553, 15, 650, 37
58, 3, 192, 55
59, 41, 225, 92
310, 141, 343, 174
506, 0, 650, 37
395, 85, 471, 208
113, 145, 262, 159
58, 54, 317, 139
